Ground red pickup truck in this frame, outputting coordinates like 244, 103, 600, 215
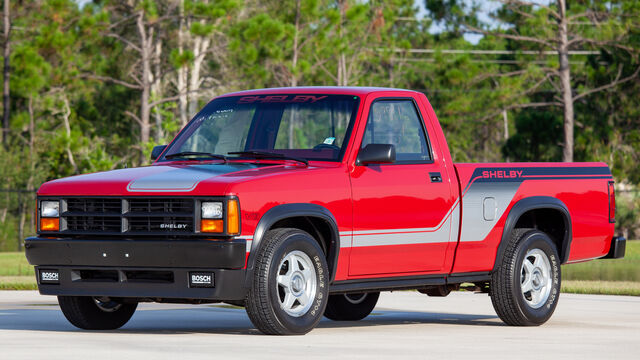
25, 87, 625, 335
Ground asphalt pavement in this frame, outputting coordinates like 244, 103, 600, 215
0, 290, 637, 359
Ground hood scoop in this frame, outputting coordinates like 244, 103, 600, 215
127, 166, 229, 192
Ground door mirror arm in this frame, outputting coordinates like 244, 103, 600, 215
150, 145, 167, 161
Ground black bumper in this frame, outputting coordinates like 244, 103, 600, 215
603, 236, 626, 259
24, 237, 248, 300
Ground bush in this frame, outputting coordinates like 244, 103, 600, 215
616, 190, 640, 239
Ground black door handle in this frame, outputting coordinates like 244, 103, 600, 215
430, 172, 442, 183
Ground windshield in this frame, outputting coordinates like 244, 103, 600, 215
161, 94, 360, 162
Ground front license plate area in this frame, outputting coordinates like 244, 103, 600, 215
189, 272, 214, 288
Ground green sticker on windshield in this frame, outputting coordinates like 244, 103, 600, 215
323, 137, 336, 145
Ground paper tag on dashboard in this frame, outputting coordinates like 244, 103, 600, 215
323, 137, 336, 145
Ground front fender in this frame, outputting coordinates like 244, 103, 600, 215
244, 203, 340, 286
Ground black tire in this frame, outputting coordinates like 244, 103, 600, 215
245, 228, 329, 335
58, 296, 138, 330
324, 292, 380, 321
490, 229, 561, 326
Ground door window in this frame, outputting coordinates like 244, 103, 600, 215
361, 100, 432, 163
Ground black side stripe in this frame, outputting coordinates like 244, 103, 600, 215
461, 166, 612, 194
520, 176, 613, 181
520, 166, 611, 176
470, 166, 611, 178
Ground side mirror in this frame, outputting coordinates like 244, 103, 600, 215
151, 145, 167, 161
357, 144, 396, 165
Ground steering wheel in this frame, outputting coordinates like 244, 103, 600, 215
312, 143, 340, 152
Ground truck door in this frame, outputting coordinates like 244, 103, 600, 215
348, 97, 456, 276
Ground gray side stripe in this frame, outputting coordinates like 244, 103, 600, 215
459, 182, 520, 242
336, 179, 520, 248
247, 177, 520, 251
351, 225, 453, 247
343, 201, 460, 248
350, 198, 460, 236
339, 237, 352, 248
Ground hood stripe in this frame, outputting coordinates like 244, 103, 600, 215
127, 164, 261, 192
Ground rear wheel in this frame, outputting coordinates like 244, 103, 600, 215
245, 228, 329, 335
324, 292, 380, 321
490, 229, 561, 326
58, 296, 138, 330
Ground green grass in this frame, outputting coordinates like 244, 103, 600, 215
0, 252, 35, 276
562, 241, 640, 282
0, 253, 37, 289
0, 276, 37, 290
562, 281, 640, 296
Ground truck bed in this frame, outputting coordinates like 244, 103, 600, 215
452, 162, 614, 273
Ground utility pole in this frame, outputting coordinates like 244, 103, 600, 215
2, 0, 11, 147
557, 0, 574, 162
503, 109, 509, 141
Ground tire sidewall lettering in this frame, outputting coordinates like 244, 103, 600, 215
310, 254, 326, 317
514, 232, 561, 322
267, 232, 328, 332
545, 253, 559, 309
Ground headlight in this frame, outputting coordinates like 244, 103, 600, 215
200, 200, 240, 234
41, 201, 60, 217
40, 200, 60, 232
201, 202, 223, 219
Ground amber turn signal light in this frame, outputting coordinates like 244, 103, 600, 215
40, 218, 60, 231
227, 199, 240, 235
201, 219, 224, 233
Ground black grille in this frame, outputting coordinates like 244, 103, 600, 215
59, 197, 196, 235
128, 216, 194, 233
66, 198, 122, 214
129, 198, 193, 214
65, 215, 122, 232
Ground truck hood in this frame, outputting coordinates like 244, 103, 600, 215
37, 162, 279, 196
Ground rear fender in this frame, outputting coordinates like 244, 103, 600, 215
493, 196, 572, 272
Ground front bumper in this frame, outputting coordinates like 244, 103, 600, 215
24, 237, 248, 300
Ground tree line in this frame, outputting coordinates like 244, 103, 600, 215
0, 0, 638, 249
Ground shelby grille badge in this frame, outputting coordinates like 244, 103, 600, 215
39, 269, 60, 284
160, 223, 188, 229
189, 272, 214, 288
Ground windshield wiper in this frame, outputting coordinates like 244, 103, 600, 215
164, 151, 227, 163
228, 151, 309, 166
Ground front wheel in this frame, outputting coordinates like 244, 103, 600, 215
245, 228, 329, 335
324, 292, 380, 321
490, 229, 561, 326
58, 296, 138, 330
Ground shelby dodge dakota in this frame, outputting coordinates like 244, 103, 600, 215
25, 87, 625, 335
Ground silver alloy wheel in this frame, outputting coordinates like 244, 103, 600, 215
344, 293, 367, 305
93, 297, 123, 313
520, 248, 553, 309
276, 250, 317, 317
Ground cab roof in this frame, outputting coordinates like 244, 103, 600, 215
219, 86, 421, 97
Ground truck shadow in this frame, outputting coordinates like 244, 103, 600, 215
318, 310, 501, 329
0, 306, 502, 335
